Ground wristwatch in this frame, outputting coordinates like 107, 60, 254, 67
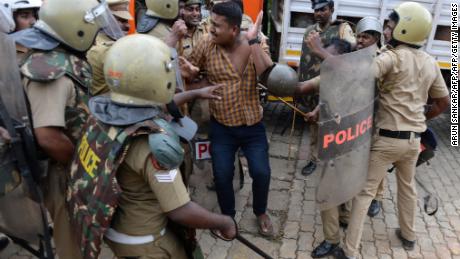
248, 37, 261, 45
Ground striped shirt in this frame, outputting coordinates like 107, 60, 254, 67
188, 35, 269, 127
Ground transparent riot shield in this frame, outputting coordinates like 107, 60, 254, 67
0, 33, 29, 124
0, 32, 53, 258
316, 46, 377, 211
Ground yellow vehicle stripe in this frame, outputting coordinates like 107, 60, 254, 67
437, 62, 451, 70
286, 50, 301, 56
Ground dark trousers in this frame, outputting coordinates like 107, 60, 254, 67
209, 118, 271, 217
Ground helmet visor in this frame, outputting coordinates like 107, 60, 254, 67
84, 1, 125, 40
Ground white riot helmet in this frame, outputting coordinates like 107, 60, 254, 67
11, 0, 41, 11
356, 17, 382, 35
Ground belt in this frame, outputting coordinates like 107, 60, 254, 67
105, 228, 166, 245
379, 129, 421, 139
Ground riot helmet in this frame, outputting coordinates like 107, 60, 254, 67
145, 0, 178, 19
10, 0, 41, 31
34, 0, 123, 52
104, 34, 176, 106
391, 2, 432, 47
356, 17, 382, 35
11, 0, 41, 11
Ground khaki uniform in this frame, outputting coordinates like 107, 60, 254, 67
15, 43, 29, 64
24, 76, 83, 259
145, 21, 172, 42
106, 136, 190, 259
178, 24, 208, 59
343, 45, 449, 257
86, 33, 115, 96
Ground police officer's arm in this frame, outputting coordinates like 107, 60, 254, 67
26, 78, 76, 163
295, 76, 320, 95
425, 68, 450, 120
306, 32, 333, 60
35, 127, 75, 163
0, 127, 11, 143
173, 84, 223, 106
425, 96, 450, 120
168, 201, 236, 239
165, 19, 187, 48
247, 12, 273, 76
179, 56, 200, 81
134, 139, 237, 240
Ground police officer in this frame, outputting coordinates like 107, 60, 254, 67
296, 38, 355, 259
12, 0, 118, 257
68, 34, 236, 258
87, 0, 133, 96
298, 0, 356, 176
7, 0, 42, 62
307, 16, 387, 220
355, 16, 386, 218
178, 0, 208, 59
335, 3, 450, 258
137, 0, 187, 48
10, 0, 41, 32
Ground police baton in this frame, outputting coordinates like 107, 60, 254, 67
257, 84, 309, 118
210, 219, 274, 259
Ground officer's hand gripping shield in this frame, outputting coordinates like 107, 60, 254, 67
316, 46, 377, 211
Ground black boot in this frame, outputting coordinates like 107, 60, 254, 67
333, 247, 352, 259
339, 220, 348, 230
396, 229, 415, 251
311, 240, 339, 258
301, 161, 317, 176
0, 236, 9, 251
367, 199, 381, 217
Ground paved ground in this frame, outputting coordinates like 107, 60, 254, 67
2, 102, 459, 259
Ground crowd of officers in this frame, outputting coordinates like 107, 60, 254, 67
0, 0, 451, 258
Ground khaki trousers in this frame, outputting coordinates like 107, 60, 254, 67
343, 135, 420, 257
105, 230, 188, 259
43, 164, 83, 259
375, 177, 386, 201
309, 123, 319, 163
321, 200, 353, 244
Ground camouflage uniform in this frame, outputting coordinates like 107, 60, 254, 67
67, 103, 190, 258
21, 49, 91, 259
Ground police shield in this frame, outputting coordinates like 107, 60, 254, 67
0, 33, 29, 124
316, 46, 377, 211
0, 32, 47, 247
0, 32, 27, 197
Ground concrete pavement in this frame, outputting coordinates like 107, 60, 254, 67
2, 102, 459, 259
